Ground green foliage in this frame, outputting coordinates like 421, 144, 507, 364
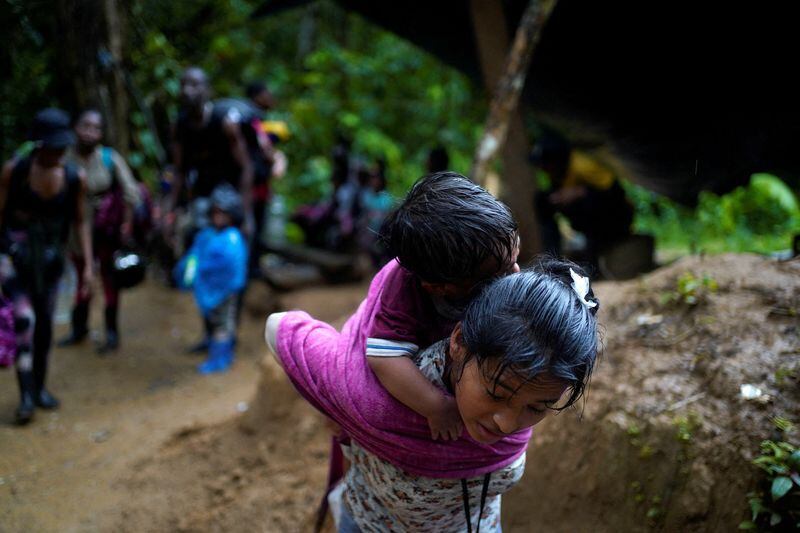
673, 413, 700, 443
775, 366, 799, 388
661, 272, 718, 307
741, 421, 800, 531
2, 0, 483, 205
124, 0, 484, 206
0, 0, 57, 159
624, 174, 800, 256
5, 0, 797, 258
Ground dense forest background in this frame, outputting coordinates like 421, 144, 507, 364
2, 0, 798, 256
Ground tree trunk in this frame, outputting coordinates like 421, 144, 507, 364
297, 3, 318, 63
103, 0, 130, 154
469, 0, 557, 261
55, 0, 130, 152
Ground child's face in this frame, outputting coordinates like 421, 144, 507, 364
211, 207, 233, 229
422, 236, 521, 304
449, 326, 568, 444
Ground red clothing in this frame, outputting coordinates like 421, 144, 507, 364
367, 259, 457, 353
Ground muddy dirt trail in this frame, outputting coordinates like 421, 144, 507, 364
0, 279, 366, 532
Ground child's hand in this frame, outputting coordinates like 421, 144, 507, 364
427, 395, 463, 441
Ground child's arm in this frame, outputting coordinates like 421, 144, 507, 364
368, 356, 463, 440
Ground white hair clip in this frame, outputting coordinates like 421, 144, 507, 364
569, 268, 597, 309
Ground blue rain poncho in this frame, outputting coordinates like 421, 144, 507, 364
175, 226, 247, 315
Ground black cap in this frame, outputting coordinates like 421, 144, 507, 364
30, 108, 74, 149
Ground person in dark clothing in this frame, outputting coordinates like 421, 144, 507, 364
292, 135, 360, 252
167, 68, 255, 353
243, 81, 280, 276
0, 108, 93, 425
531, 136, 634, 272
246, 81, 276, 112
166, 67, 255, 246
426, 146, 450, 173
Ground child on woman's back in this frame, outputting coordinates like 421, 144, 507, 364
366, 171, 520, 439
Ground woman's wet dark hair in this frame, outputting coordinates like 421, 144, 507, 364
458, 257, 600, 410
380, 171, 518, 283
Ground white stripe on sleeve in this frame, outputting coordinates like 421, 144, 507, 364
365, 338, 419, 358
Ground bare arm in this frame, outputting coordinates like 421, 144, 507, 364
74, 170, 94, 295
168, 124, 184, 216
368, 356, 463, 440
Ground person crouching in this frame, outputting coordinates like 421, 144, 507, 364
176, 184, 247, 373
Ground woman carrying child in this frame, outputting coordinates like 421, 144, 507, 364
267, 260, 599, 531
265, 173, 600, 531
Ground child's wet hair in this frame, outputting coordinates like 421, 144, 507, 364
458, 257, 600, 410
380, 171, 518, 283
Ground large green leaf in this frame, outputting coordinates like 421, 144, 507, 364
771, 476, 793, 500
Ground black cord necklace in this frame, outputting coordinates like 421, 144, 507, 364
461, 473, 492, 533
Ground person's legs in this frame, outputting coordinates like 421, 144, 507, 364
59, 254, 90, 346
248, 198, 266, 278
186, 316, 213, 354
12, 291, 36, 424
31, 282, 60, 410
97, 246, 120, 354
198, 295, 236, 374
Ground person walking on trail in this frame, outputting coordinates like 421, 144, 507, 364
265, 258, 599, 532
0, 108, 93, 425
166, 67, 255, 248
174, 184, 247, 374
244, 80, 288, 277
58, 109, 141, 354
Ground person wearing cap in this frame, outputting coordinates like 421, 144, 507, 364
173, 183, 247, 373
0, 108, 93, 424
58, 108, 142, 354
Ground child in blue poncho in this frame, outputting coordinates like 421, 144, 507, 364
175, 184, 247, 373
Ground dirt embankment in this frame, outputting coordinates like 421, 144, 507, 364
505, 254, 799, 532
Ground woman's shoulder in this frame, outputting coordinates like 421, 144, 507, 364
413, 339, 449, 385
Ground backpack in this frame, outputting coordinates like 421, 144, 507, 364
93, 147, 126, 241
0, 292, 15, 368
92, 147, 154, 246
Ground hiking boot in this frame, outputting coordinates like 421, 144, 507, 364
57, 329, 88, 347
34, 389, 60, 410
15, 370, 36, 425
96, 330, 119, 356
198, 340, 234, 374
186, 337, 210, 354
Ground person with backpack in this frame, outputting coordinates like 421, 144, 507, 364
59, 109, 141, 354
166, 67, 254, 249
0, 108, 93, 424
166, 68, 256, 353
